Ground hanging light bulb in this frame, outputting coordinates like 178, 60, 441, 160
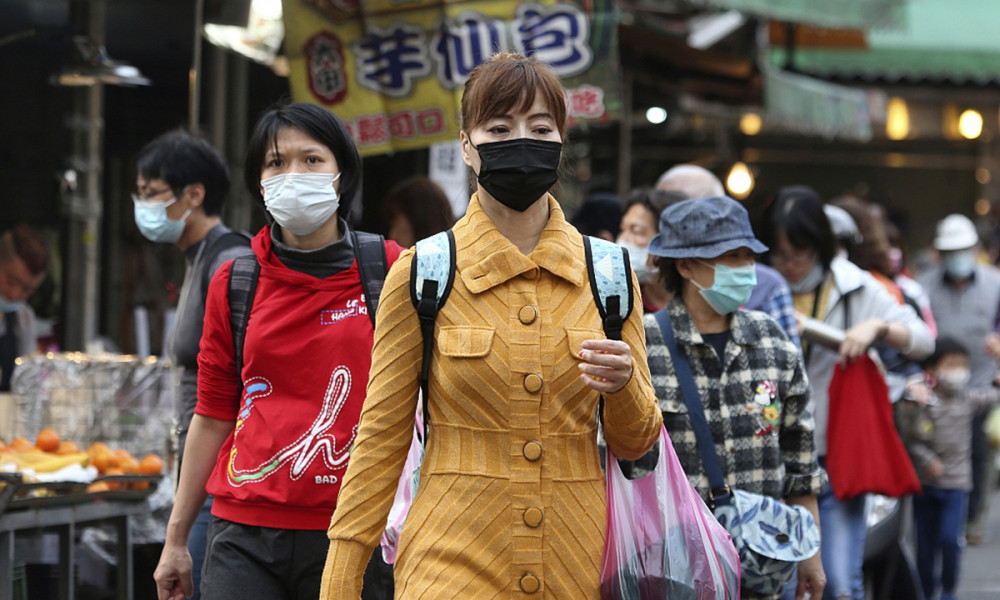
739, 112, 762, 136
885, 97, 909, 140
726, 162, 754, 199
959, 109, 983, 140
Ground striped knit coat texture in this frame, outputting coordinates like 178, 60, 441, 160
321, 195, 663, 599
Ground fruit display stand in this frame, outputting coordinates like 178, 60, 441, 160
0, 473, 161, 600
2, 352, 173, 599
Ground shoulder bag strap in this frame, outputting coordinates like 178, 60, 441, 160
228, 254, 261, 395
653, 307, 732, 508
350, 230, 388, 327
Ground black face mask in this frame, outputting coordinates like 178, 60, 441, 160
471, 138, 562, 212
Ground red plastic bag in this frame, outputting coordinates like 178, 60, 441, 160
826, 354, 921, 500
601, 426, 741, 600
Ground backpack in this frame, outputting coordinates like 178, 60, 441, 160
200, 229, 253, 298
226, 230, 389, 384
411, 230, 634, 423
380, 231, 633, 563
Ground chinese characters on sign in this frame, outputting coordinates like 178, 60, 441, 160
287, 0, 619, 155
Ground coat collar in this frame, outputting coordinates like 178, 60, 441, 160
454, 194, 587, 294
666, 296, 761, 348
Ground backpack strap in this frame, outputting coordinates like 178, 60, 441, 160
350, 230, 389, 327
410, 230, 456, 434
228, 254, 261, 394
201, 230, 253, 297
583, 236, 634, 341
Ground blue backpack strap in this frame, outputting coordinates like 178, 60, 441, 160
583, 236, 634, 341
410, 230, 456, 434
228, 254, 261, 396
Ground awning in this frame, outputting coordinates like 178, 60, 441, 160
769, 0, 1000, 85
763, 67, 877, 142
692, 0, 906, 30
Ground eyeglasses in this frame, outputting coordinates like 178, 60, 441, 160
131, 187, 173, 203
771, 248, 817, 267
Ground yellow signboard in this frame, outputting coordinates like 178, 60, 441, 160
284, 0, 619, 156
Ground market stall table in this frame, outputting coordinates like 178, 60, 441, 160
0, 476, 157, 600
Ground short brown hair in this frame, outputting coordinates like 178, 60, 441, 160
461, 53, 567, 140
0, 224, 49, 275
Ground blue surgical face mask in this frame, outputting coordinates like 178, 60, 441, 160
690, 260, 757, 315
943, 249, 976, 281
133, 195, 190, 244
788, 263, 826, 294
0, 293, 23, 313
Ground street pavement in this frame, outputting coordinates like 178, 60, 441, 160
956, 490, 1000, 599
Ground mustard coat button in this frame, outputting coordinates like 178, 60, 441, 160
520, 574, 540, 593
523, 441, 543, 461
518, 305, 538, 325
524, 373, 543, 393
523, 507, 543, 527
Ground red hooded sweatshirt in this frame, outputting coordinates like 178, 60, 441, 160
196, 226, 402, 529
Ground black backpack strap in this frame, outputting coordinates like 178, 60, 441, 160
409, 231, 456, 435
201, 230, 253, 296
350, 230, 389, 327
228, 254, 261, 394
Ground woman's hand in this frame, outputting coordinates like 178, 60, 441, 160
578, 339, 634, 394
838, 318, 886, 365
792, 553, 826, 600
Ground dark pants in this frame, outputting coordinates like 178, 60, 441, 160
201, 517, 394, 600
913, 486, 968, 599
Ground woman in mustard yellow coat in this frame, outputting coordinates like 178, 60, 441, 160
320, 53, 663, 599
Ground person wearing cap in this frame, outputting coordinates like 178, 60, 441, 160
770, 186, 933, 600
919, 213, 1000, 545
644, 195, 827, 600
657, 163, 802, 349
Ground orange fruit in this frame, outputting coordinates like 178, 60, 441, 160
104, 468, 125, 489
9, 437, 34, 452
87, 441, 110, 455
56, 440, 80, 455
131, 480, 150, 491
91, 449, 113, 474
119, 456, 140, 475
35, 428, 60, 453
87, 481, 111, 493
138, 454, 164, 475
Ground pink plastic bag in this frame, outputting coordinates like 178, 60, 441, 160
601, 426, 741, 600
380, 405, 425, 564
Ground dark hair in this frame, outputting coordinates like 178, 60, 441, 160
773, 185, 836, 271
570, 193, 623, 239
654, 256, 684, 294
136, 130, 230, 216
831, 195, 892, 276
244, 102, 362, 220
381, 176, 455, 243
461, 53, 568, 141
624, 188, 689, 223
922, 336, 969, 369
0, 224, 49, 274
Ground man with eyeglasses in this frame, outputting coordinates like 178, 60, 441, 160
133, 130, 253, 600
0, 224, 48, 392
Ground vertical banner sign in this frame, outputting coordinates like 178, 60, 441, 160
284, 0, 621, 156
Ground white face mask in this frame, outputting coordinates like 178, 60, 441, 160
618, 241, 656, 284
262, 172, 341, 236
935, 368, 970, 394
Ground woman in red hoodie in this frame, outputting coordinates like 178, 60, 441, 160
153, 102, 402, 600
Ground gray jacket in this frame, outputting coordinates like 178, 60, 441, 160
808, 257, 934, 455
895, 387, 1000, 490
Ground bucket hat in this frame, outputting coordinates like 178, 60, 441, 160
933, 214, 978, 251
648, 195, 767, 259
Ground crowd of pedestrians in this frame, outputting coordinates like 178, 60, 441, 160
67, 50, 992, 600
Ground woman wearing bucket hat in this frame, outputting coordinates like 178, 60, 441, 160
770, 186, 933, 600
644, 195, 827, 600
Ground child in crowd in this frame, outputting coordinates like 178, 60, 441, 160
895, 336, 1000, 600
